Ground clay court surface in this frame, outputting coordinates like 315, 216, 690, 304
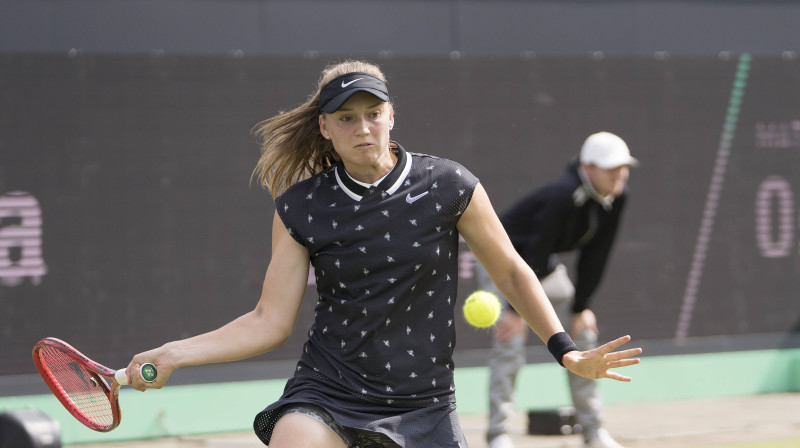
68, 393, 800, 448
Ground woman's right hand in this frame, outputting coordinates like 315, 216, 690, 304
126, 344, 177, 391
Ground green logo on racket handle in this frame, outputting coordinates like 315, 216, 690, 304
140, 363, 158, 383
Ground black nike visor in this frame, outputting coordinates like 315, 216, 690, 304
319, 72, 390, 113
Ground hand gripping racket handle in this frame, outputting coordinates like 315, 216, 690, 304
114, 363, 158, 385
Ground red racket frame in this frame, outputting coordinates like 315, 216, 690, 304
32, 337, 123, 432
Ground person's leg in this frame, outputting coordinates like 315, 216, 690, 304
567, 328, 604, 440
269, 404, 352, 448
541, 266, 598, 432
543, 266, 620, 447
477, 262, 526, 447
487, 331, 525, 445
568, 328, 623, 447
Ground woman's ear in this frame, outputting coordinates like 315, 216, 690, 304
319, 115, 329, 139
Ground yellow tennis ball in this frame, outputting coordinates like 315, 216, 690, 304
463, 290, 502, 328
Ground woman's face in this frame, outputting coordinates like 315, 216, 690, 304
319, 91, 394, 168
584, 164, 630, 197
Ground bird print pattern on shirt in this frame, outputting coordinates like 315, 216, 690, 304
275, 144, 478, 406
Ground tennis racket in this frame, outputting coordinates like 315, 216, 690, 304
31, 337, 157, 432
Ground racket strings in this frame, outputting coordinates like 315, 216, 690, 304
37, 345, 114, 428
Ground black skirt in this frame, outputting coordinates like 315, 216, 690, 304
253, 371, 469, 447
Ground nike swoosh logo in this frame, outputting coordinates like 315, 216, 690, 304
341, 78, 363, 88
406, 191, 429, 203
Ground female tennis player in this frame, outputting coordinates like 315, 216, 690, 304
125, 60, 642, 448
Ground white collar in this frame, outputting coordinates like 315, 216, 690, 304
335, 154, 412, 201
346, 170, 391, 188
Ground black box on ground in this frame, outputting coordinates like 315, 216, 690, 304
527, 407, 580, 435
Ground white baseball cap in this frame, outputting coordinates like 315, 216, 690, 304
579, 132, 639, 169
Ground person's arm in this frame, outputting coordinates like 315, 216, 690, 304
458, 184, 641, 380
570, 196, 627, 336
573, 195, 626, 313
504, 185, 570, 279
127, 211, 311, 390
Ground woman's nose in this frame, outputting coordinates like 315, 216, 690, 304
354, 118, 370, 136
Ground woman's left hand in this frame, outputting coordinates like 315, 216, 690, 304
561, 335, 642, 381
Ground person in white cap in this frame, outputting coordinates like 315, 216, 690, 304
477, 131, 638, 448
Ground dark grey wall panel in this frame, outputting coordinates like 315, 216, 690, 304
51, 0, 264, 54
0, 2, 56, 52
0, 1, 798, 57
2, 54, 799, 378
633, 2, 800, 57
458, 2, 639, 56
260, 1, 454, 56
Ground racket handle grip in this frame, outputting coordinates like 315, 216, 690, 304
114, 369, 129, 385
114, 363, 158, 385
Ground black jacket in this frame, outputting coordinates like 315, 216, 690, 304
500, 159, 627, 313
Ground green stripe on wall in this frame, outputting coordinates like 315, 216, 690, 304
2, 348, 798, 445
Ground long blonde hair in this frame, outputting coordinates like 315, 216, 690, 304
252, 60, 390, 197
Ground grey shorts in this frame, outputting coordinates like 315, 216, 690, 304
278, 403, 401, 448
